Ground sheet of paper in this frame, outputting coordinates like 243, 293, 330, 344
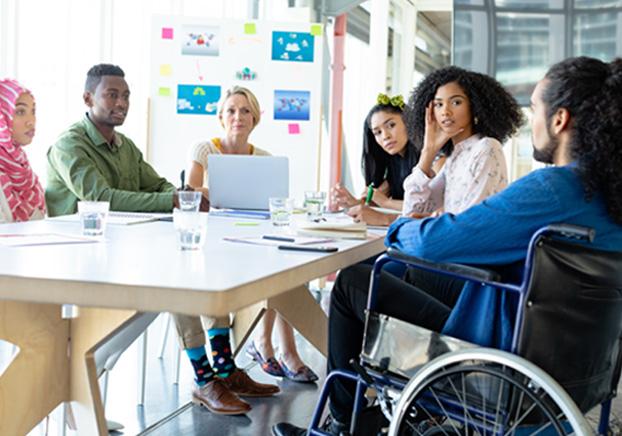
0, 233, 98, 247
49, 212, 172, 225
223, 235, 334, 247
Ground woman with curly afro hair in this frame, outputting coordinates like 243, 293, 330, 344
402, 66, 524, 216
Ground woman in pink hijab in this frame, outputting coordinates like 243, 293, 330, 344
0, 79, 45, 223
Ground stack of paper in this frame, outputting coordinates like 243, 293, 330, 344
292, 215, 367, 239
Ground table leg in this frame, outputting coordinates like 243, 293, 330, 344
268, 285, 328, 356
68, 307, 135, 435
0, 301, 69, 435
231, 284, 328, 359
231, 302, 266, 357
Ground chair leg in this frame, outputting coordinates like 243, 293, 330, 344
57, 402, 67, 436
137, 330, 148, 406
100, 370, 109, 407
174, 345, 181, 385
598, 399, 612, 435
158, 313, 171, 359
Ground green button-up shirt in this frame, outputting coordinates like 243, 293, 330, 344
46, 114, 176, 217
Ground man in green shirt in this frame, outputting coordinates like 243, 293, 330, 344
46, 63, 208, 216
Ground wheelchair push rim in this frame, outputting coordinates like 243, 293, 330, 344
388, 348, 592, 436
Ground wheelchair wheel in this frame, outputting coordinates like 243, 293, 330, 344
388, 348, 592, 436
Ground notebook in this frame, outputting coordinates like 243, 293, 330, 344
292, 215, 368, 240
208, 155, 289, 210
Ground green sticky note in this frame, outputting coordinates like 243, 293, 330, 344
244, 22, 256, 34
158, 87, 171, 97
310, 24, 322, 36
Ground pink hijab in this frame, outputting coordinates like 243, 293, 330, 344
0, 79, 46, 222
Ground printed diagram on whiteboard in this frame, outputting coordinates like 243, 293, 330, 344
177, 85, 221, 115
271, 32, 314, 62
181, 25, 220, 56
274, 90, 310, 121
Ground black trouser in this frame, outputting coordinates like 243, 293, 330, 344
327, 263, 465, 424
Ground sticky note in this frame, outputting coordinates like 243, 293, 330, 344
310, 24, 322, 36
159, 64, 172, 76
244, 22, 256, 34
158, 87, 171, 97
161, 27, 174, 39
288, 123, 301, 134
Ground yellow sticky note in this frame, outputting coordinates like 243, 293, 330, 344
160, 64, 172, 76
158, 87, 171, 97
310, 24, 322, 36
244, 22, 256, 35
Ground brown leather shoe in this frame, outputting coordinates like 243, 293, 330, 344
192, 378, 251, 415
220, 369, 280, 397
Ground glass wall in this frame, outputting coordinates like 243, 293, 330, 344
454, 0, 622, 179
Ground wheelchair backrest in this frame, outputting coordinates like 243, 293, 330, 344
517, 235, 622, 412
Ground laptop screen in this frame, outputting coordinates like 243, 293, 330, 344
207, 155, 289, 210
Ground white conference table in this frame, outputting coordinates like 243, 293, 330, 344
0, 214, 385, 435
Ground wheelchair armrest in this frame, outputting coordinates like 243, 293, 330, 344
386, 248, 500, 282
545, 224, 595, 242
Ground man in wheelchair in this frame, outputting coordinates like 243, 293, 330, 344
274, 56, 622, 436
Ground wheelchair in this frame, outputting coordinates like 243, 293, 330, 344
307, 224, 622, 435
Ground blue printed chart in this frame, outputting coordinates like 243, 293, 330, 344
271, 31, 314, 63
177, 84, 221, 115
274, 90, 310, 120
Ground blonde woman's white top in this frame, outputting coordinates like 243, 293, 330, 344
402, 134, 508, 215
189, 137, 270, 188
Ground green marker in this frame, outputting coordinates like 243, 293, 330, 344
365, 183, 374, 205
234, 222, 260, 226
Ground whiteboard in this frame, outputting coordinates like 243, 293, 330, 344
149, 15, 324, 201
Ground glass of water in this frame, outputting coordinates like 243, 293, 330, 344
178, 191, 202, 212
269, 197, 294, 226
77, 201, 110, 238
173, 209, 206, 250
304, 191, 326, 220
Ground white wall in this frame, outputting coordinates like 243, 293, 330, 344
0, 0, 255, 186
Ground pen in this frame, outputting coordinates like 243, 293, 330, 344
180, 170, 185, 190
365, 183, 374, 205
263, 235, 296, 242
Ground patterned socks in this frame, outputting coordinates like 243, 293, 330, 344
208, 327, 236, 378
185, 346, 215, 386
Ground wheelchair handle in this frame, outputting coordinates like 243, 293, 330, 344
545, 224, 595, 242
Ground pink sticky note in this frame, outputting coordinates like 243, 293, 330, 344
288, 123, 301, 134
161, 28, 174, 39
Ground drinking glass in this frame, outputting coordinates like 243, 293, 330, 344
304, 191, 326, 220
178, 191, 202, 212
77, 201, 110, 238
269, 197, 294, 226
173, 209, 206, 250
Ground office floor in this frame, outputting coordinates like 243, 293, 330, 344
9, 307, 622, 435
103, 313, 327, 436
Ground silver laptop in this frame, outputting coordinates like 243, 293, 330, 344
208, 155, 289, 210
